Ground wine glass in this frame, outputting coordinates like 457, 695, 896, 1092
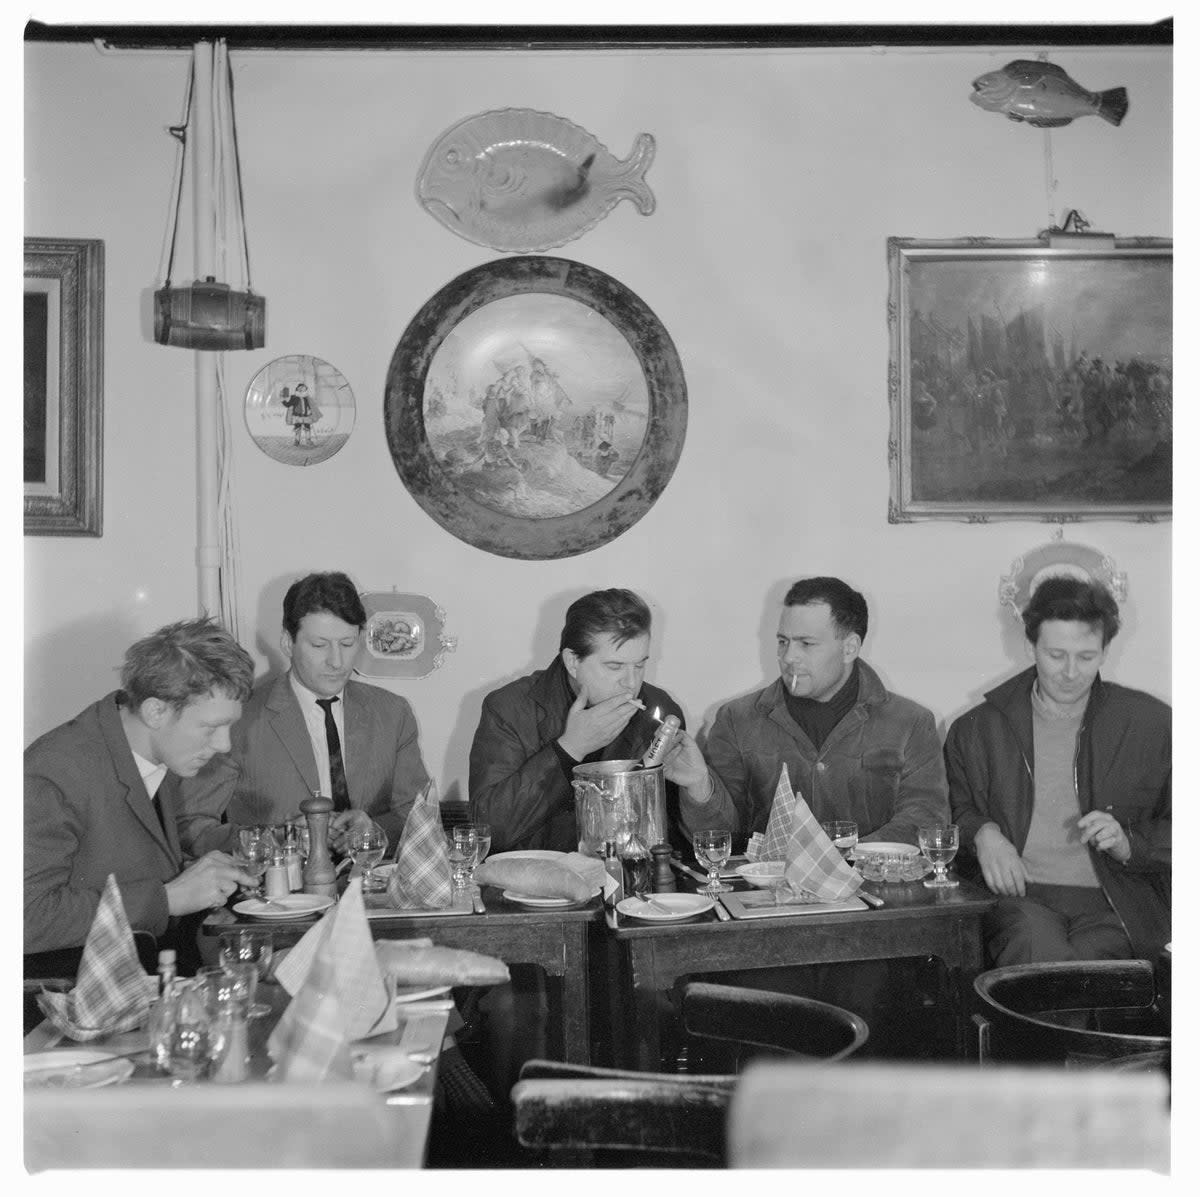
692, 829, 733, 895
164, 981, 212, 1081
918, 824, 960, 889
347, 821, 389, 892
235, 825, 273, 899
219, 930, 275, 1016
447, 826, 479, 892
821, 820, 859, 861
466, 822, 491, 884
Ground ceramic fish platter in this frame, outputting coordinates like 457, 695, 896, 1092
416, 108, 656, 252
969, 60, 1128, 128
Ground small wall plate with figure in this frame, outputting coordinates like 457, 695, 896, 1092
244, 354, 356, 466
999, 536, 1127, 620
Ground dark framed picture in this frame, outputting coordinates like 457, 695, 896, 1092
887, 237, 1171, 523
384, 256, 687, 559
24, 238, 104, 536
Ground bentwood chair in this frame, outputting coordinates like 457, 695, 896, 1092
512, 982, 868, 1166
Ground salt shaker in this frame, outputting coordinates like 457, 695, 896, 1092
650, 843, 676, 893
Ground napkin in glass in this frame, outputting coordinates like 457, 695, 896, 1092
36, 873, 154, 1041
760, 763, 798, 863
770, 766, 863, 902
269, 878, 397, 1081
386, 781, 453, 909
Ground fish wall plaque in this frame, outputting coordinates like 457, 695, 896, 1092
970, 60, 1128, 128
416, 107, 656, 252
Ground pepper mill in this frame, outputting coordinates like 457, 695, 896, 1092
300, 793, 338, 898
650, 843, 676, 893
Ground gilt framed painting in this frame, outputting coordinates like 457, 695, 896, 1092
383, 256, 687, 559
887, 237, 1171, 523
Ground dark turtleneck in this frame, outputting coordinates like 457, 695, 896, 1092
784, 660, 860, 750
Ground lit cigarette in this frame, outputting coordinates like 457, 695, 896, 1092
629, 698, 647, 710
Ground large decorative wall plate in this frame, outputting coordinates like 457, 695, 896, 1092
244, 354, 356, 467
416, 108, 656, 253
384, 256, 687, 560
355, 592, 457, 679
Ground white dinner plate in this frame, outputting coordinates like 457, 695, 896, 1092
393, 984, 452, 1005
233, 894, 335, 920
501, 889, 571, 907
616, 893, 715, 922
852, 842, 920, 858
487, 850, 564, 864
350, 1047, 425, 1093
24, 1050, 135, 1090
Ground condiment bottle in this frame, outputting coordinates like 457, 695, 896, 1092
650, 843, 676, 893
620, 829, 652, 900
300, 793, 338, 897
264, 846, 290, 898
602, 839, 624, 909
641, 714, 681, 768
283, 826, 304, 892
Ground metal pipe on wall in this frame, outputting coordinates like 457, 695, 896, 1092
191, 40, 221, 616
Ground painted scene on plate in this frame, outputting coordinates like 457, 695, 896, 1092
424, 293, 650, 519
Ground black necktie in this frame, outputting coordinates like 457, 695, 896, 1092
315, 697, 350, 812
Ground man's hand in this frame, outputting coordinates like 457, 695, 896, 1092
974, 823, 1030, 896
1078, 810, 1132, 863
330, 809, 373, 854
557, 689, 641, 761
165, 851, 256, 916
662, 729, 710, 790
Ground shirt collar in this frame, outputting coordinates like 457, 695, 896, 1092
289, 671, 345, 708
131, 749, 168, 796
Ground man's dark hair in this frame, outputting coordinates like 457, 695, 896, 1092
559, 589, 652, 657
282, 572, 366, 638
120, 617, 254, 711
1023, 576, 1121, 647
783, 576, 869, 641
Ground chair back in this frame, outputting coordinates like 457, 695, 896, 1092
728, 1059, 1169, 1168
682, 981, 869, 1061
25, 1081, 417, 1170
974, 959, 1169, 1066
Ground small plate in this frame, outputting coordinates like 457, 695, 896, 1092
233, 895, 335, 920
488, 850, 564, 864
243, 353, 356, 467
394, 984, 452, 1005
852, 842, 920, 858
350, 1047, 425, 1093
502, 890, 571, 907
736, 862, 786, 888
24, 1050, 135, 1090
617, 893, 715, 922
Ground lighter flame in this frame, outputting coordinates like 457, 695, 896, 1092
652, 706, 662, 723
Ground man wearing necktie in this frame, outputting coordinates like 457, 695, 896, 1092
178, 572, 430, 857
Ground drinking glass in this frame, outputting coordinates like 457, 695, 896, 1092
347, 821, 389, 892
164, 981, 212, 1082
466, 822, 491, 883
692, 829, 733, 895
219, 929, 275, 1015
447, 826, 479, 892
821, 820, 859, 861
235, 825, 273, 899
918, 824, 960, 889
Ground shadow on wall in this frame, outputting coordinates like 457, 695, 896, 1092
24, 610, 144, 746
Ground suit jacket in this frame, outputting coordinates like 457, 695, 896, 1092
468, 656, 687, 853
25, 693, 182, 953
177, 674, 429, 855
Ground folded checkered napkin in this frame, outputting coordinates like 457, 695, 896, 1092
37, 873, 153, 1041
768, 766, 863, 902
269, 879, 396, 1081
386, 786, 453, 909
760, 763, 797, 862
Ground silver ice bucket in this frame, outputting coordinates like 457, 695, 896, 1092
571, 759, 667, 856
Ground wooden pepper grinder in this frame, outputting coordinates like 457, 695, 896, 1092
300, 793, 338, 898
650, 843, 676, 893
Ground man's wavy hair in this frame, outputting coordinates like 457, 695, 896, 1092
560, 589, 652, 658
282, 572, 366, 638
1023, 576, 1121, 647
120, 617, 254, 711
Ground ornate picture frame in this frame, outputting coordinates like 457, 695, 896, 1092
355, 592, 457, 679
24, 237, 104, 535
887, 237, 1171, 523
384, 256, 687, 559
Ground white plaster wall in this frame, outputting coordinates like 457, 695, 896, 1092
24, 41, 1172, 802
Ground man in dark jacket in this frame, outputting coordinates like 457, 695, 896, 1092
946, 576, 1170, 964
469, 588, 689, 852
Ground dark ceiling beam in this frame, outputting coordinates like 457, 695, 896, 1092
24, 20, 1174, 51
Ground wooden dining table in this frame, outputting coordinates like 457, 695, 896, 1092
606, 874, 998, 1069
204, 884, 603, 1064
23, 981, 452, 1169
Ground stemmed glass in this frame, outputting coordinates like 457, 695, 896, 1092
918, 824, 960, 889
219, 930, 275, 1017
447, 826, 479, 892
164, 981, 213, 1081
347, 821, 389, 892
466, 823, 491, 884
235, 825, 273, 899
693, 829, 733, 895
